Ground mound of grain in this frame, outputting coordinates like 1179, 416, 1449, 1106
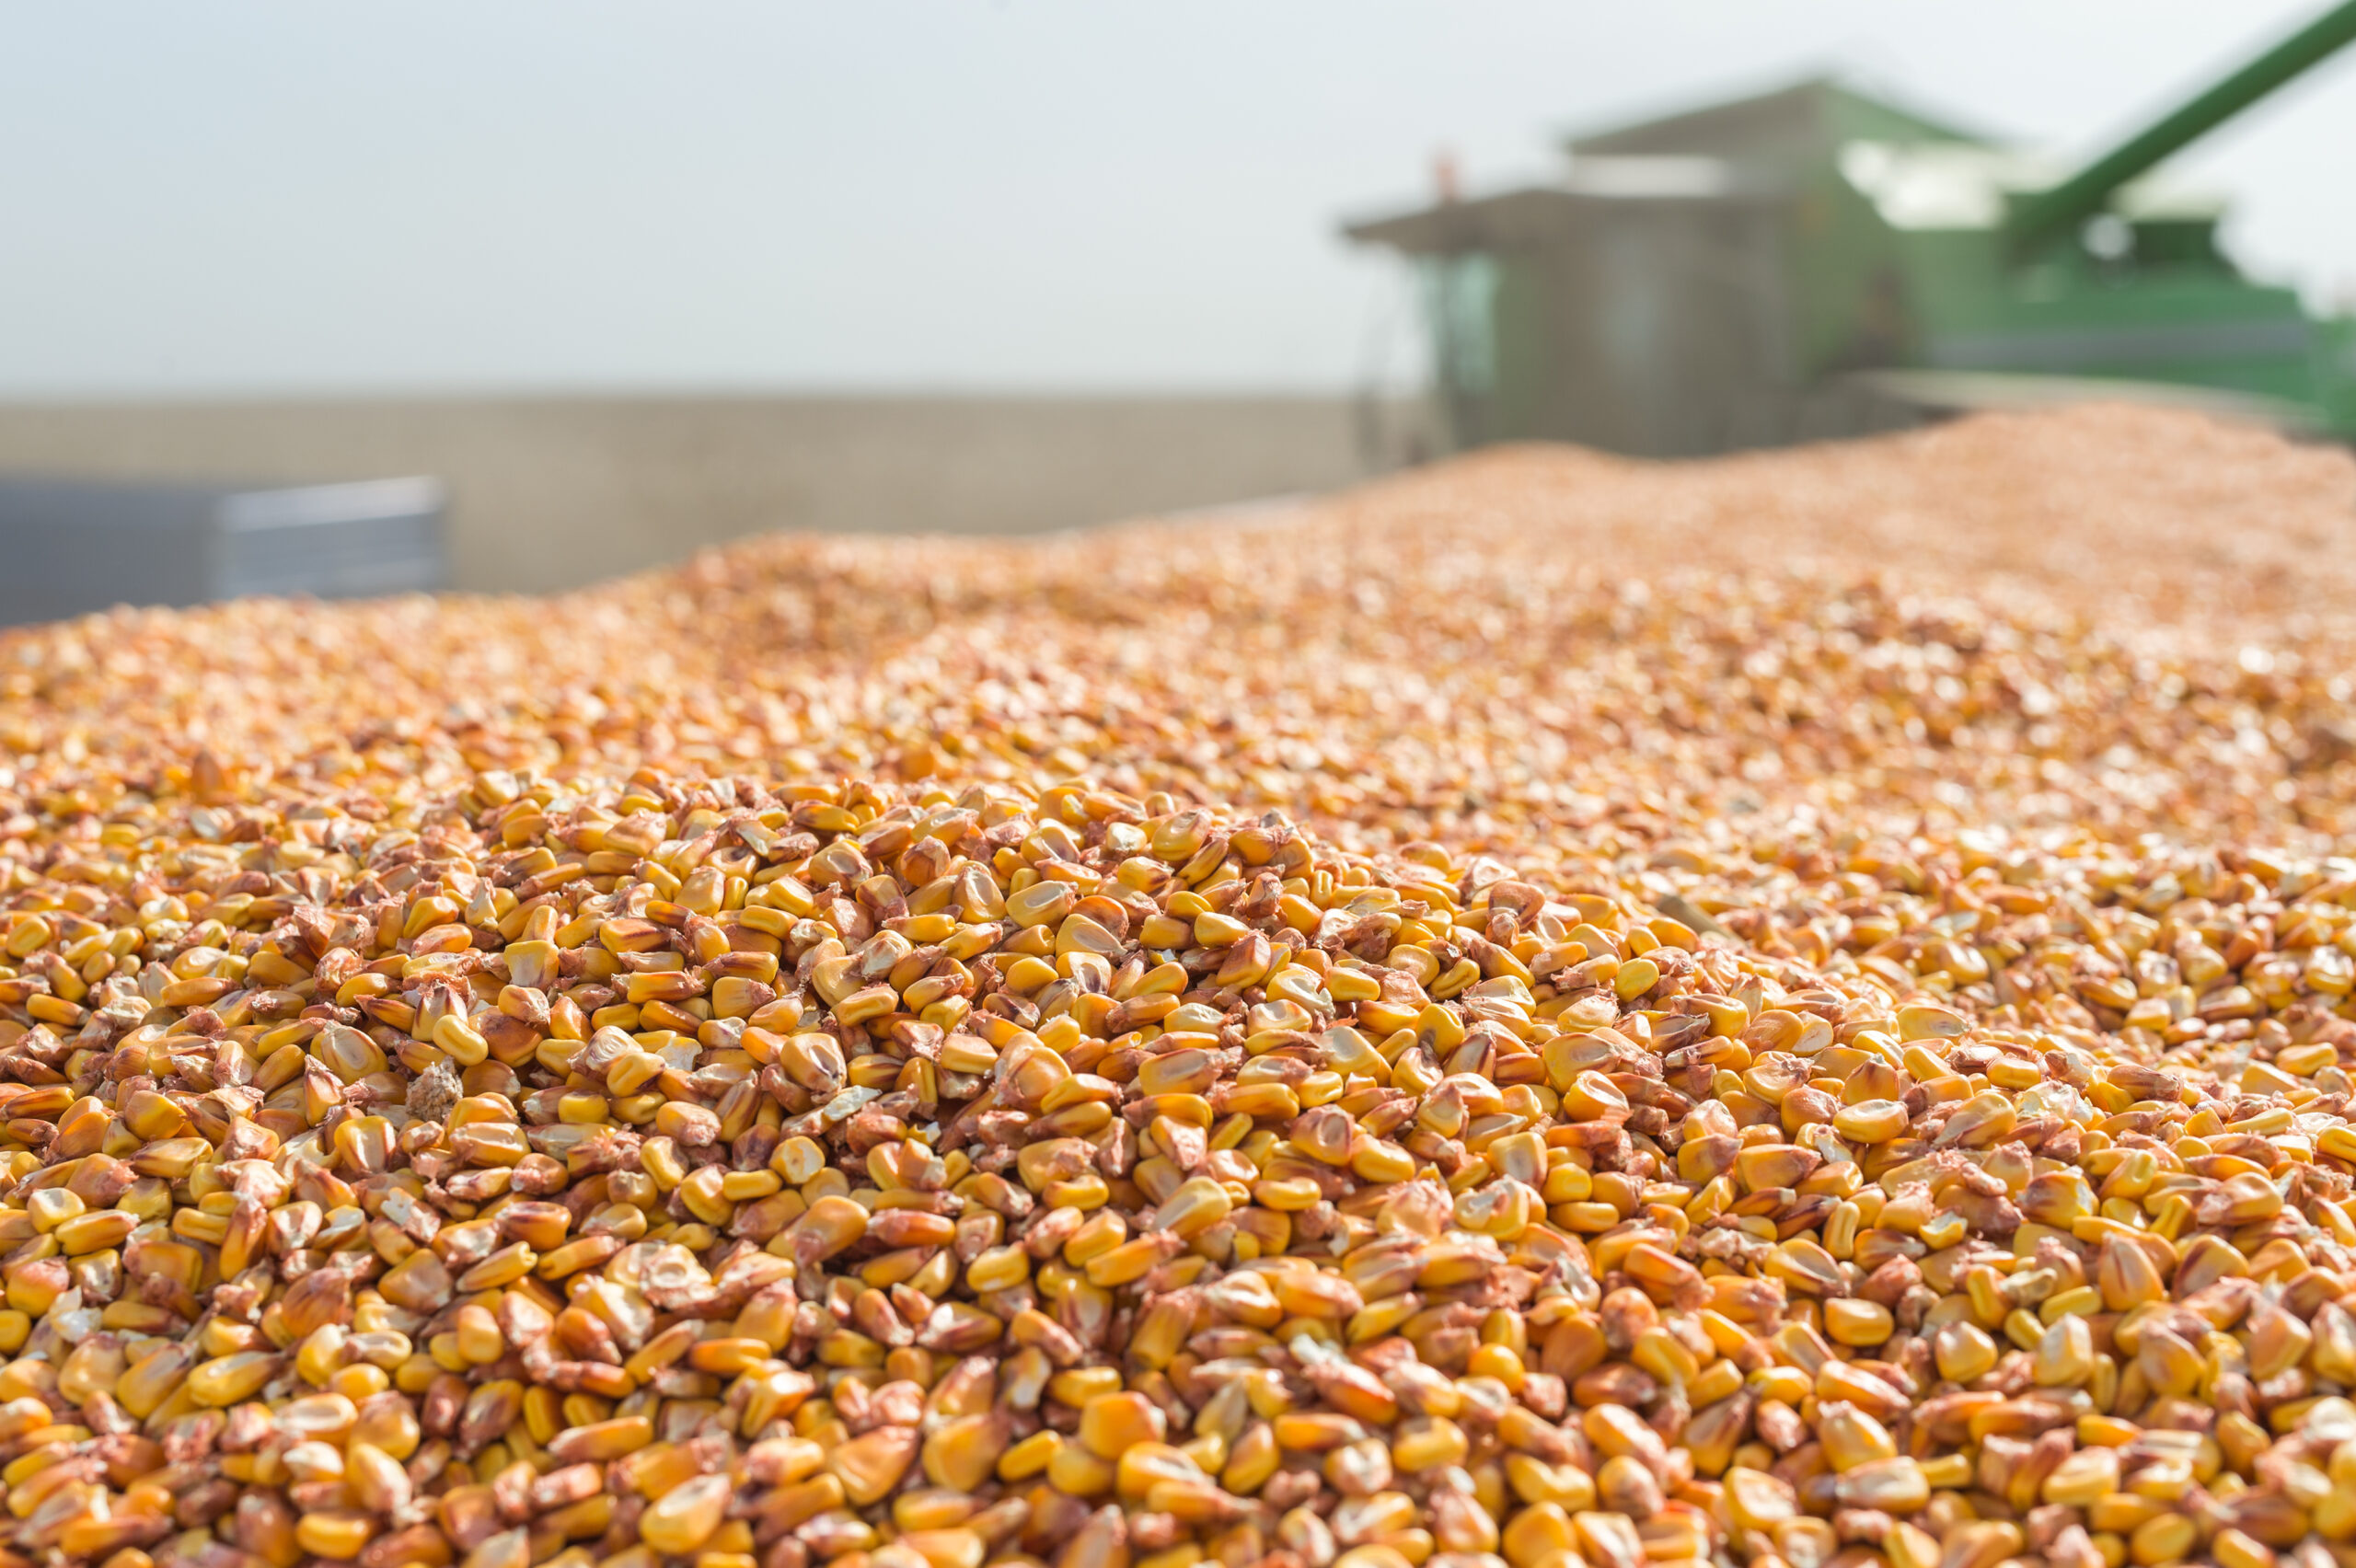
3, 406, 2355, 1568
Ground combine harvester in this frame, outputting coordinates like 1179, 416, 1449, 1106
1348, 2, 2356, 455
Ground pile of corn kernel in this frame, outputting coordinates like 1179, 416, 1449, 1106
5, 408, 2356, 1568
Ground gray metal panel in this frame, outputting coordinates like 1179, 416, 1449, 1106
0, 475, 447, 628
0, 479, 219, 626
1507, 202, 1799, 456
214, 478, 448, 599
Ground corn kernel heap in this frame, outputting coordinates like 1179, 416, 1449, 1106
5, 408, 2356, 1568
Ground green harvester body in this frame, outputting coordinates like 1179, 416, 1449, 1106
1345, 2, 2356, 455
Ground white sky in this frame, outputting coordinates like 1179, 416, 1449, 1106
2, 1, 2353, 397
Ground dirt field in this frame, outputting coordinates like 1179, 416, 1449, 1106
0, 394, 1390, 594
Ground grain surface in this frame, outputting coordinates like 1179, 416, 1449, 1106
6, 406, 2356, 1568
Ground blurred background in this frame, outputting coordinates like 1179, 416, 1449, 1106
3, 1, 2354, 603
